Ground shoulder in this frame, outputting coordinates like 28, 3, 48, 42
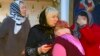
30, 24, 41, 31
29, 24, 43, 34
1, 16, 13, 26
91, 24, 100, 32
91, 24, 100, 29
3, 16, 14, 23
3, 16, 11, 22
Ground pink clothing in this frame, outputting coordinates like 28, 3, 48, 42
52, 34, 85, 56
52, 43, 66, 56
61, 34, 85, 55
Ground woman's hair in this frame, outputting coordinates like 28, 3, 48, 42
39, 7, 58, 27
78, 11, 89, 19
45, 7, 58, 19
54, 20, 69, 31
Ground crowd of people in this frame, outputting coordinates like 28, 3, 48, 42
0, 0, 100, 56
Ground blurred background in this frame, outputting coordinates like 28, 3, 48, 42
0, 0, 73, 27
0, 0, 99, 27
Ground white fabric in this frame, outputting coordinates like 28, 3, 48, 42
10, 14, 26, 34
9, 1, 26, 34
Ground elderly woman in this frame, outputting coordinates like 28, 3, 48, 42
25, 7, 59, 56
0, 0, 30, 56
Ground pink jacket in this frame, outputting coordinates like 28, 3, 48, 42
52, 34, 85, 56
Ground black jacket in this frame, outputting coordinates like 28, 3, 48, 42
25, 24, 54, 56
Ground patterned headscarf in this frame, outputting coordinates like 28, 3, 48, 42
10, 0, 26, 34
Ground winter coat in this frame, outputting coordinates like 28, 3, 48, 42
25, 24, 54, 56
52, 34, 84, 56
79, 24, 100, 56
0, 16, 30, 56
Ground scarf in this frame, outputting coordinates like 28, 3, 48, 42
10, 0, 26, 34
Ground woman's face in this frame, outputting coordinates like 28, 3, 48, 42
77, 15, 88, 26
46, 14, 58, 27
20, 3, 27, 16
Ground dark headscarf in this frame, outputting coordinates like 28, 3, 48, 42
39, 7, 59, 28
39, 9, 48, 27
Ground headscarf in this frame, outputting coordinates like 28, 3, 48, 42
39, 7, 58, 28
10, 0, 26, 34
73, 10, 94, 38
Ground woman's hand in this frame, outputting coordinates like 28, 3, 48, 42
38, 44, 52, 54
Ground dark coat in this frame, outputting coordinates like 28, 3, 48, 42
0, 16, 30, 56
25, 24, 54, 56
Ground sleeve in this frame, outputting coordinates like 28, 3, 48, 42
79, 25, 96, 45
0, 18, 9, 39
25, 47, 39, 56
52, 43, 67, 56
25, 27, 41, 56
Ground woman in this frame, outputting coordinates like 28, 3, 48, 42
25, 7, 59, 56
52, 20, 85, 56
0, 0, 30, 56
71, 10, 100, 56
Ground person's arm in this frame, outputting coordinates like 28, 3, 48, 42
79, 25, 96, 45
25, 27, 52, 56
25, 27, 40, 56
0, 18, 9, 39
52, 43, 67, 56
